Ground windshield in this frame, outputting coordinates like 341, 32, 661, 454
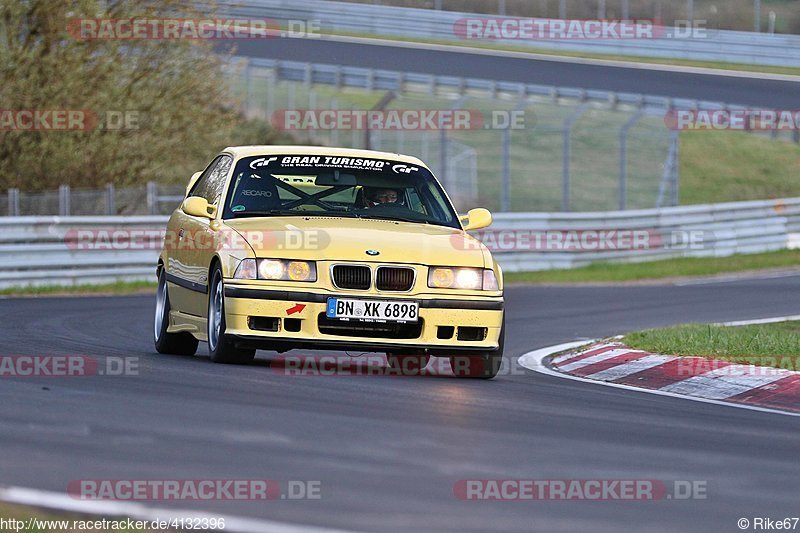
222, 155, 460, 229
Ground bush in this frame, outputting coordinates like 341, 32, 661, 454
0, 0, 296, 191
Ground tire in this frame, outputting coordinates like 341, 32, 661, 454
449, 320, 505, 380
207, 266, 256, 365
154, 268, 199, 356
386, 353, 431, 376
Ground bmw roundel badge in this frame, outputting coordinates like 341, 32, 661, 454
366, 249, 380, 256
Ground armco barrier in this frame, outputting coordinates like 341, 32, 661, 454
223, 0, 800, 68
0, 216, 167, 289
0, 198, 798, 288
490, 198, 800, 271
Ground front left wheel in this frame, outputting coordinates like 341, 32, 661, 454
207, 266, 256, 365
154, 268, 199, 356
449, 320, 505, 380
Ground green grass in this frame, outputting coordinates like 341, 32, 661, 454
623, 321, 800, 367
0, 281, 156, 298
680, 131, 800, 204
504, 249, 800, 284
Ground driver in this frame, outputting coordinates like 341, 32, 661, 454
364, 187, 401, 207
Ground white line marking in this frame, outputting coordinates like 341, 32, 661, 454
660, 365, 793, 400
558, 348, 634, 372
319, 33, 800, 81
0, 486, 360, 533
673, 271, 800, 286
719, 315, 800, 326
584, 354, 676, 381
518, 341, 800, 418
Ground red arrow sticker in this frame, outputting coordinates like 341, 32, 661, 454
286, 303, 306, 316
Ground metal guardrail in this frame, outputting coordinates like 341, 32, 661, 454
1, 198, 798, 288
0, 217, 165, 289
242, 57, 742, 113
223, 0, 800, 68
490, 198, 800, 271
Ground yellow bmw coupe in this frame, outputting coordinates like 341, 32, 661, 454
154, 146, 504, 378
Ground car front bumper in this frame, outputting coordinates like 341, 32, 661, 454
223, 284, 503, 355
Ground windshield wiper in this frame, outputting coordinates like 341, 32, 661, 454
231, 210, 362, 219
359, 214, 430, 225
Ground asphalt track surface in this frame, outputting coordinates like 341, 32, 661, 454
1, 274, 799, 532
233, 37, 800, 109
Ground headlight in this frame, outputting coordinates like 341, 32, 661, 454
234, 259, 316, 282
428, 267, 498, 290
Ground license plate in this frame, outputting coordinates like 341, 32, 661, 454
326, 298, 419, 323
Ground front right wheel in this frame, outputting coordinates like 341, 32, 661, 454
207, 266, 256, 365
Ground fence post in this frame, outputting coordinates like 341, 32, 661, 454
266, 73, 276, 118
147, 182, 158, 215
687, 0, 694, 27
106, 183, 116, 215
330, 98, 339, 147
559, 0, 566, 18
501, 126, 511, 212
671, 132, 680, 206
244, 59, 252, 114
439, 128, 448, 189
621, 0, 629, 19
8, 188, 19, 216
561, 103, 590, 212
619, 109, 645, 210
754, 0, 761, 32
656, 132, 680, 208
597, 0, 606, 19
59, 185, 71, 216
500, 98, 528, 212
498, 0, 506, 15
365, 91, 396, 151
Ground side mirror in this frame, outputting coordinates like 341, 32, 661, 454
185, 171, 202, 196
182, 196, 216, 219
461, 208, 492, 231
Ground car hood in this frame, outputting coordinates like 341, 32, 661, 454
223, 216, 487, 267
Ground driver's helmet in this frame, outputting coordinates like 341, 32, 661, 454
363, 187, 403, 207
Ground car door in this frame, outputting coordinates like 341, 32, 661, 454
167, 155, 232, 318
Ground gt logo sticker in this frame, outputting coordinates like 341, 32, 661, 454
392, 164, 418, 174
250, 157, 278, 169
